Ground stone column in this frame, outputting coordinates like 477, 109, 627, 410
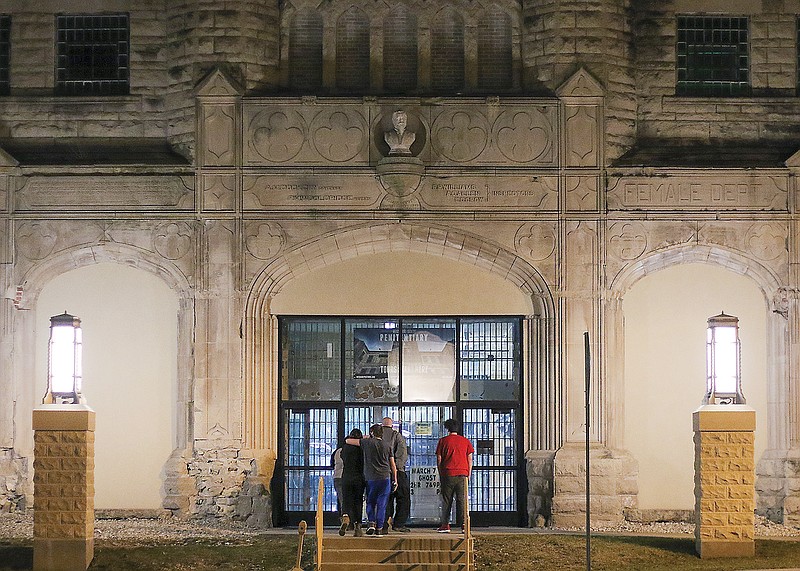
693, 404, 756, 559
32, 404, 95, 571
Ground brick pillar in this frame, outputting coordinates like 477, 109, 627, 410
32, 405, 96, 571
693, 405, 756, 559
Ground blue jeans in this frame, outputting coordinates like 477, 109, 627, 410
365, 478, 391, 528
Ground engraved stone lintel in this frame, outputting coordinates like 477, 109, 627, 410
608, 175, 789, 211
15, 176, 195, 211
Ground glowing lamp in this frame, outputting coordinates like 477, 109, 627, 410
43, 312, 83, 404
704, 312, 745, 405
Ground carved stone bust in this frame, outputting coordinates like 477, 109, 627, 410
384, 110, 416, 156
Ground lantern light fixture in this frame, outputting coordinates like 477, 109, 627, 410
704, 312, 745, 405
43, 311, 83, 405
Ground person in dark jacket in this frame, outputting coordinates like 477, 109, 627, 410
339, 428, 366, 536
346, 424, 397, 536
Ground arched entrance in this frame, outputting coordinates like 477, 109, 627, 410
36, 262, 179, 509
243, 223, 556, 527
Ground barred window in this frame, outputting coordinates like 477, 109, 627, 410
676, 15, 750, 96
0, 15, 9, 95
56, 14, 129, 96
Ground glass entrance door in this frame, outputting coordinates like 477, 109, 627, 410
276, 316, 524, 527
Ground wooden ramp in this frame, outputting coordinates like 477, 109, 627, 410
318, 533, 472, 571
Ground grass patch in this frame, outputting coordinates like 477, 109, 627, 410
474, 534, 800, 570
1, 534, 799, 570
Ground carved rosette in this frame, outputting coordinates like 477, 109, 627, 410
493, 109, 554, 164
153, 222, 194, 261
248, 109, 306, 163
16, 221, 58, 261
431, 110, 488, 163
515, 223, 556, 262
244, 222, 285, 260
745, 223, 786, 261
608, 222, 648, 261
311, 109, 367, 163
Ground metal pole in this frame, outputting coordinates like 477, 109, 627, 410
584, 331, 591, 571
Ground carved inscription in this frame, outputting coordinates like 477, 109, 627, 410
243, 175, 380, 210
608, 176, 788, 210
420, 176, 558, 210
16, 176, 194, 211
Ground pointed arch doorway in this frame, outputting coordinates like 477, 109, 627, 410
268, 250, 536, 527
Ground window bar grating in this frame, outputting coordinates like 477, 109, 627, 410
56, 13, 129, 95
285, 408, 338, 511
0, 16, 9, 95
463, 408, 517, 511
676, 15, 750, 96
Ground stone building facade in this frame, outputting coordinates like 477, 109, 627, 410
1, 0, 800, 528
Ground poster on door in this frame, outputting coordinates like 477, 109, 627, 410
409, 465, 440, 522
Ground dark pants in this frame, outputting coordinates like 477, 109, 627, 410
365, 478, 391, 528
385, 470, 410, 527
440, 474, 467, 527
341, 477, 365, 524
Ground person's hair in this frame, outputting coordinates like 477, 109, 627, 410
443, 418, 459, 433
369, 424, 383, 438
348, 428, 363, 439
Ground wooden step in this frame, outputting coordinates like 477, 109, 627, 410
319, 533, 471, 571
323, 535, 468, 551
323, 547, 465, 564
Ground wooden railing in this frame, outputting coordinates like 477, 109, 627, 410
291, 520, 307, 571
464, 481, 473, 571
315, 476, 324, 570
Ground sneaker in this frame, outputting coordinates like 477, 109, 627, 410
394, 526, 411, 533
381, 525, 389, 535
366, 522, 376, 535
339, 514, 350, 536
460, 524, 466, 534
437, 524, 451, 533
354, 524, 364, 537
375, 527, 385, 536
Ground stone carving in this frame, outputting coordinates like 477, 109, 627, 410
153, 222, 193, 260
607, 175, 789, 211
16, 176, 194, 211
745, 223, 786, 261
245, 222, 285, 260
384, 110, 416, 156
432, 110, 488, 162
202, 106, 236, 165
250, 110, 306, 163
608, 222, 648, 261
772, 287, 792, 318
16, 221, 57, 260
494, 110, 553, 163
565, 106, 598, 167
515, 223, 556, 261
565, 176, 598, 211
202, 175, 236, 210
311, 110, 365, 162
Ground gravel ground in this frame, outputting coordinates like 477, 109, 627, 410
0, 512, 798, 543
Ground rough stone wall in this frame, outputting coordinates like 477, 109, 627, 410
0, 2, 168, 140
187, 448, 271, 527
522, 0, 636, 162
0, 449, 28, 512
165, 0, 280, 159
635, 2, 800, 142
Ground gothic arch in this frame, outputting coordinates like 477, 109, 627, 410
607, 242, 789, 452
241, 221, 556, 455
609, 243, 783, 300
14, 243, 195, 452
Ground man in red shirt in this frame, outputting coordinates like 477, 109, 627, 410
435, 418, 474, 533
